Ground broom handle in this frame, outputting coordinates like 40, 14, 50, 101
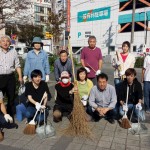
125, 86, 129, 115
32, 92, 47, 121
86, 63, 96, 73
68, 36, 76, 81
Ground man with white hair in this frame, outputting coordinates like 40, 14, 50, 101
0, 35, 22, 119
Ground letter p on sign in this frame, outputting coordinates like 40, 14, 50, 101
78, 32, 81, 38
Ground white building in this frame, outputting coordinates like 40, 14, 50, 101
70, 0, 150, 56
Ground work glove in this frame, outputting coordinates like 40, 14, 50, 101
45, 75, 49, 82
116, 61, 121, 66
23, 76, 28, 83
35, 102, 41, 111
136, 103, 142, 110
4, 114, 13, 123
95, 70, 101, 76
84, 67, 90, 73
81, 95, 88, 106
123, 104, 128, 112
119, 70, 125, 76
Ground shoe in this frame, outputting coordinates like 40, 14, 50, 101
0, 131, 4, 142
107, 119, 115, 124
146, 111, 150, 114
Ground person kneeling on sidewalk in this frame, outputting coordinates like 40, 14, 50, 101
25, 70, 50, 124
0, 91, 18, 142
118, 68, 143, 122
87, 73, 117, 124
53, 71, 77, 122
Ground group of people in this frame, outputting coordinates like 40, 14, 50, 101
0, 35, 149, 141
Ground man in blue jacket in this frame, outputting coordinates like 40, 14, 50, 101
23, 37, 50, 82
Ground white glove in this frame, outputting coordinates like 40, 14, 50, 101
23, 76, 28, 83
84, 67, 90, 73
136, 103, 142, 110
82, 95, 88, 101
45, 75, 49, 82
35, 102, 41, 111
123, 104, 128, 112
95, 70, 101, 76
116, 61, 121, 66
119, 70, 125, 76
4, 114, 13, 123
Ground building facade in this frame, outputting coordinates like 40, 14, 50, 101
70, 0, 150, 56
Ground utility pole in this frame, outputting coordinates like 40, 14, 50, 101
130, 0, 136, 52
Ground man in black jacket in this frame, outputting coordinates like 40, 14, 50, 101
118, 68, 143, 122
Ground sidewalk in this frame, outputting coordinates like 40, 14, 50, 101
0, 64, 150, 150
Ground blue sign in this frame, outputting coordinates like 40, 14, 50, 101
77, 7, 111, 23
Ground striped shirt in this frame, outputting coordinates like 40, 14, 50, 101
0, 48, 21, 74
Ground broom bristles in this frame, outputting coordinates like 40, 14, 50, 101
23, 124, 36, 135
65, 93, 93, 138
121, 118, 131, 129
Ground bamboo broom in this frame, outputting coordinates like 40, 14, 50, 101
65, 36, 92, 138
121, 86, 131, 129
23, 92, 47, 135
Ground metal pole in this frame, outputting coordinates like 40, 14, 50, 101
130, 0, 136, 52
144, 8, 146, 45
145, 12, 148, 45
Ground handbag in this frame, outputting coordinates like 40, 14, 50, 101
36, 109, 55, 139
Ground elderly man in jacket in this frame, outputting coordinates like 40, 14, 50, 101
87, 73, 117, 124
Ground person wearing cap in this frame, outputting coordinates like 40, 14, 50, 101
0, 91, 18, 142
0, 35, 22, 118
23, 37, 50, 82
80, 36, 103, 85
54, 50, 72, 82
53, 71, 77, 122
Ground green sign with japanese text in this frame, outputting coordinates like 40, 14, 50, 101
77, 7, 111, 23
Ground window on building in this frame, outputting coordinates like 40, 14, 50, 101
40, 7, 44, 14
35, 14, 40, 22
47, 8, 51, 14
34, 6, 40, 13
44, 0, 51, 2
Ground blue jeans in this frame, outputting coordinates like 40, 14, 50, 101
119, 104, 141, 120
16, 103, 27, 121
144, 81, 150, 111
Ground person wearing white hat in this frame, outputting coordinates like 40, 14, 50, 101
53, 71, 77, 122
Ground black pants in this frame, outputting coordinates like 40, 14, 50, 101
87, 105, 116, 122
53, 104, 73, 116
0, 74, 16, 117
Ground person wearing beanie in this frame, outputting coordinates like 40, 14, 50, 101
53, 71, 77, 122
23, 37, 50, 82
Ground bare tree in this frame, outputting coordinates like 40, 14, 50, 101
0, 0, 32, 30
46, 11, 66, 44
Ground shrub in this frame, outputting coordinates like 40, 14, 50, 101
135, 57, 144, 68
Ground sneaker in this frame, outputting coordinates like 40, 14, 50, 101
146, 111, 150, 114
107, 119, 115, 124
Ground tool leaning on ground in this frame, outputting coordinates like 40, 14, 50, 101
23, 92, 47, 135
65, 36, 92, 138
121, 85, 131, 129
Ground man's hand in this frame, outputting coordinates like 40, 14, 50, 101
95, 70, 101, 76
96, 107, 104, 116
102, 108, 110, 115
4, 114, 13, 123
18, 76, 23, 83
84, 67, 90, 73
